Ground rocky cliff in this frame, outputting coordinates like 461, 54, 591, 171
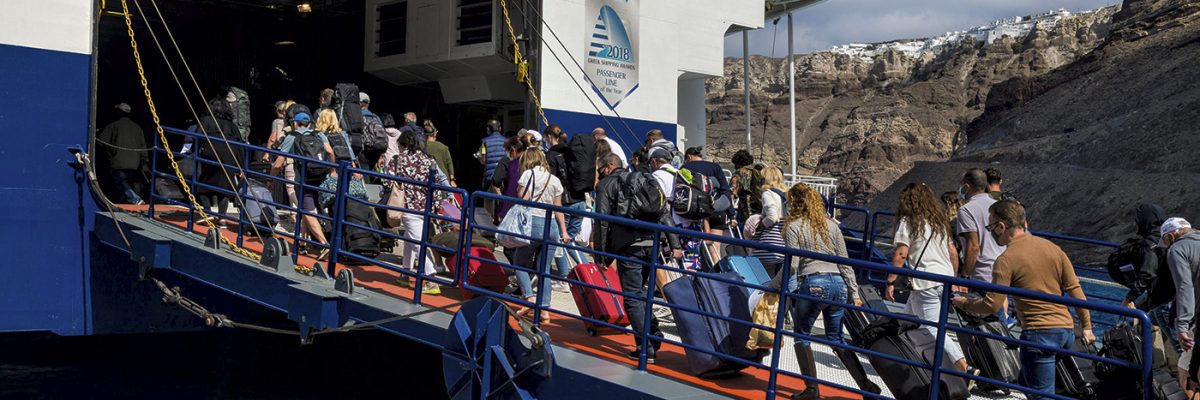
866, 0, 1200, 245
705, 7, 1117, 205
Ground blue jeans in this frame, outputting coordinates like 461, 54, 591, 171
790, 274, 848, 346
111, 169, 143, 204
1018, 328, 1074, 399
1150, 302, 1183, 354
513, 215, 560, 307
560, 201, 589, 271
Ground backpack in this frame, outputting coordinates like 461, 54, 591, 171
1107, 238, 1174, 307
670, 168, 715, 220
334, 83, 364, 133
226, 86, 251, 142
360, 114, 389, 152
565, 134, 597, 194
620, 171, 668, 222
326, 132, 354, 162
292, 131, 330, 183
285, 103, 311, 126
649, 139, 683, 169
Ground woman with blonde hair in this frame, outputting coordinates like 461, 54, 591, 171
314, 108, 357, 167
751, 166, 789, 275
887, 183, 974, 376
776, 183, 867, 400
511, 147, 570, 322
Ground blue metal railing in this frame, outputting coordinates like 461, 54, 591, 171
142, 126, 1154, 400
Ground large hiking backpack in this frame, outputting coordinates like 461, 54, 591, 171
292, 131, 330, 183
326, 132, 355, 162
334, 83, 364, 134
670, 168, 715, 220
360, 113, 388, 152
565, 134, 597, 194
285, 103, 311, 126
620, 171, 668, 222
226, 86, 251, 142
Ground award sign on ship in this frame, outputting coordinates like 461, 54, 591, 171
584, 0, 639, 109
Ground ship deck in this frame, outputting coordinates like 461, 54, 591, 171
104, 204, 1032, 400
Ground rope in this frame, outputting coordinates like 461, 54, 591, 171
119, 0, 260, 261
133, 0, 264, 242
95, 138, 156, 152
499, 0, 549, 127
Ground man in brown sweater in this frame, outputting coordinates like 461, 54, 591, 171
953, 200, 1096, 398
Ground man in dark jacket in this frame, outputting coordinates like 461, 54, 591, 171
1121, 205, 1175, 311
681, 146, 733, 250
594, 153, 680, 363
98, 103, 148, 204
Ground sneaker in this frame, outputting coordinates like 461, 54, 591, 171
552, 281, 571, 293
317, 248, 330, 261
134, 199, 146, 206
626, 350, 656, 364
422, 283, 442, 295
965, 368, 980, 393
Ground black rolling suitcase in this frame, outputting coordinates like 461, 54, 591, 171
1056, 337, 1099, 399
859, 317, 970, 400
956, 310, 1021, 394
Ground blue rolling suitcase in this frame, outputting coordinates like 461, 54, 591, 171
662, 272, 766, 377
717, 256, 771, 287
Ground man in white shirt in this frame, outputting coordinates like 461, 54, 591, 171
649, 148, 708, 269
592, 128, 628, 168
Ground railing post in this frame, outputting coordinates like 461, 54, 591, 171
187, 145, 201, 233
1140, 314, 1154, 400
639, 230, 663, 371
292, 158, 306, 263
927, 282, 953, 400
765, 253, 793, 399
533, 198, 554, 326
457, 192, 474, 288
327, 161, 351, 278
862, 209, 874, 261
236, 147, 251, 248
413, 170, 437, 305
147, 133, 160, 219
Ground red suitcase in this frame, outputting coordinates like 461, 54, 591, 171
446, 247, 509, 299
568, 263, 629, 336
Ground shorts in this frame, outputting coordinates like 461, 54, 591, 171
301, 193, 318, 212
1180, 347, 1191, 371
707, 213, 729, 231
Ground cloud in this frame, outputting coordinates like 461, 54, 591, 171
725, 0, 1120, 56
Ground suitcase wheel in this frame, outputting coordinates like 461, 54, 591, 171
586, 328, 597, 337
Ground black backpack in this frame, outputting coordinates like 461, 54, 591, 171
326, 132, 354, 162
565, 135, 596, 194
360, 114, 389, 152
670, 169, 715, 220
1107, 238, 1174, 307
292, 132, 330, 183
620, 171, 668, 222
334, 83, 364, 133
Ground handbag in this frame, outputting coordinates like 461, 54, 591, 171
496, 173, 549, 249
385, 181, 406, 227
746, 292, 781, 350
318, 174, 368, 209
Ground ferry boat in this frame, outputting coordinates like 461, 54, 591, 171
0, 1, 1161, 399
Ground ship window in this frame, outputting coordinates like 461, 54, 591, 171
376, 1, 408, 57
456, 0, 492, 46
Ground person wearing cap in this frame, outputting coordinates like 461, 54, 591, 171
98, 103, 148, 205
953, 199, 1095, 398
1163, 217, 1200, 380
271, 111, 335, 260
649, 146, 704, 270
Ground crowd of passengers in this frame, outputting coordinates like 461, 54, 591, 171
98, 89, 1200, 400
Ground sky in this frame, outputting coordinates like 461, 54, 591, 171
725, 0, 1120, 56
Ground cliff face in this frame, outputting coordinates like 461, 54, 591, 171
705, 7, 1116, 205
866, 0, 1200, 245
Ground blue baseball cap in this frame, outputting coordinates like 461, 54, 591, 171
293, 112, 311, 123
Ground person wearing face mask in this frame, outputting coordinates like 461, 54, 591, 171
1161, 218, 1200, 385
953, 200, 1095, 398
956, 168, 1008, 284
